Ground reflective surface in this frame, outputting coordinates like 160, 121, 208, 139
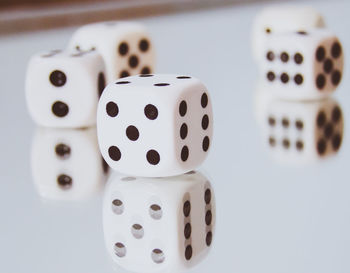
103, 172, 215, 273
1, 1, 350, 272
31, 127, 108, 201
254, 87, 344, 165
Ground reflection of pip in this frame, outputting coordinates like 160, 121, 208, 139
31, 127, 108, 201
256, 92, 344, 164
103, 171, 215, 273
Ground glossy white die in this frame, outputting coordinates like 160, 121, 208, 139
259, 96, 343, 164
252, 5, 325, 60
259, 29, 343, 100
68, 21, 156, 82
25, 49, 106, 128
103, 171, 215, 273
31, 127, 109, 201
97, 74, 213, 177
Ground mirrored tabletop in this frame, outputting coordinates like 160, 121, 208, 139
1, 1, 350, 272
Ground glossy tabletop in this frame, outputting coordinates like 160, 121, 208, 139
1, 1, 350, 272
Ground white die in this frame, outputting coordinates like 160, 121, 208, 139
103, 171, 215, 273
252, 5, 325, 60
31, 127, 109, 201
259, 29, 343, 100
97, 74, 213, 177
68, 21, 156, 82
25, 50, 106, 128
259, 96, 343, 165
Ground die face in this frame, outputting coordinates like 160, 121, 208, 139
25, 50, 106, 128
260, 30, 343, 100
68, 21, 155, 82
313, 37, 343, 94
103, 171, 215, 272
97, 74, 213, 177
176, 85, 213, 173
261, 97, 343, 164
113, 31, 155, 80
31, 127, 108, 201
252, 6, 325, 60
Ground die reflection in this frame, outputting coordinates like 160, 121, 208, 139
255, 87, 344, 165
31, 127, 109, 201
103, 171, 215, 273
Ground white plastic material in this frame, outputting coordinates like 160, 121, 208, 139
258, 29, 343, 100
68, 21, 156, 83
25, 50, 106, 128
97, 74, 213, 177
252, 5, 325, 60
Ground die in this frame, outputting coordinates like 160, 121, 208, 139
31, 127, 109, 201
68, 21, 156, 82
103, 171, 215, 273
259, 29, 343, 100
252, 5, 325, 60
259, 96, 343, 164
25, 49, 106, 128
97, 74, 213, 177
